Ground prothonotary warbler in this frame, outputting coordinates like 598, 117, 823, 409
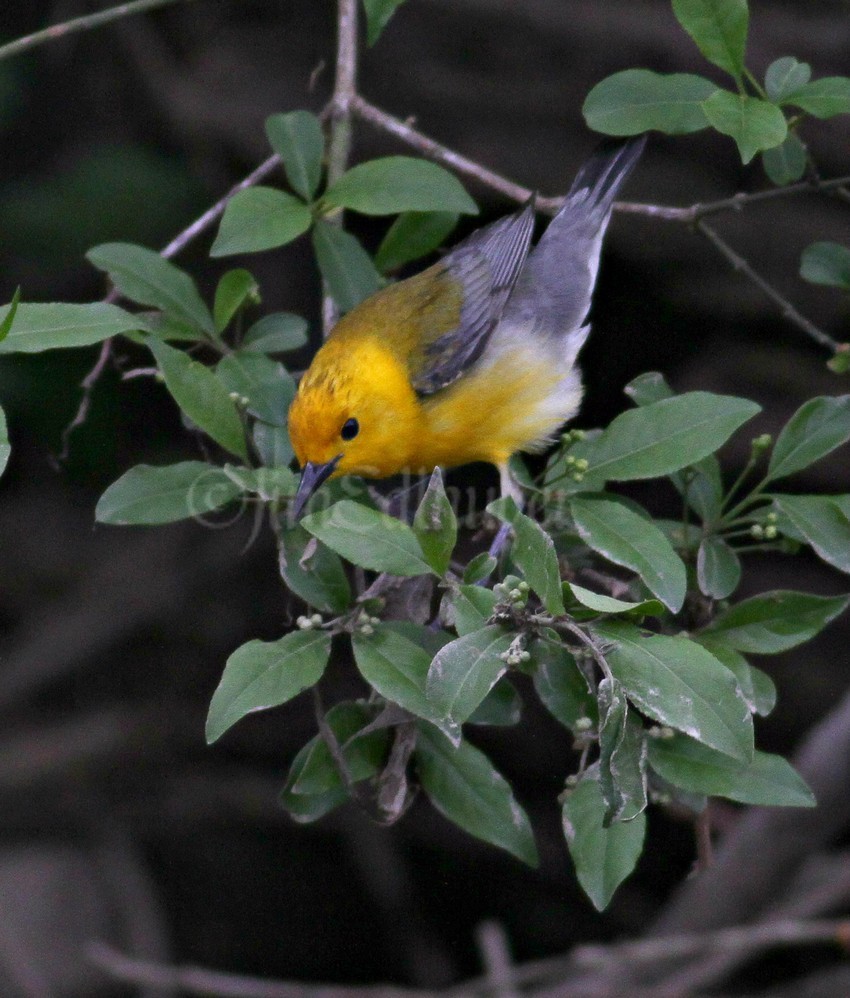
290, 137, 645, 515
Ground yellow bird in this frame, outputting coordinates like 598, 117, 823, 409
289, 138, 644, 514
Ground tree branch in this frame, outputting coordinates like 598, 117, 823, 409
0, 0, 199, 63
322, 0, 360, 336
696, 219, 841, 352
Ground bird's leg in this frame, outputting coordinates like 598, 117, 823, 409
483, 462, 523, 568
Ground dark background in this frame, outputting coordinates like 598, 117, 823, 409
1, 2, 849, 995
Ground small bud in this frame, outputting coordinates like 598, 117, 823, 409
572, 429, 586, 441
370, 616, 381, 626
296, 615, 313, 630
154, 371, 166, 383
574, 716, 593, 732
571, 471, 585, 483
750, 524, 765, 540
564, 454, 577, 467
519, 650, 531, 663
752, 433, 773, 452
359, 623, 374, 636
517, 581, 530, 593
499, 651, 510, 661
660, 726, 675, 740
565, 773, 579, 787
766, 512, 778, 524
647, 725, 663, 739
574, 458, 589, 472
228, 391, 241, 402
310, 613, 323, 626
509, 588, 523, 601
764, 524, 778, 540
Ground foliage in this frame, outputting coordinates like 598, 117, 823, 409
1, 0, 849, 914
583, 0, 850, 178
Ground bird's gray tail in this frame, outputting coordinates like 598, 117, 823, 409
503, 136, 645, 358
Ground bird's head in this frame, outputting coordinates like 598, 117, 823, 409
288, 334, 423, 514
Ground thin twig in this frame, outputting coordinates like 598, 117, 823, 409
54, 338, 113, 464
322, 0, 360, 336
351, 96, 561, 214
160, 154, 282, 260
697, 219, 840, 352
694, 805, 714, 872
0, 0, 197, 63
86, 941, 421, 998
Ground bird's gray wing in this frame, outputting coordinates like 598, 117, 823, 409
411, 203, 535, 395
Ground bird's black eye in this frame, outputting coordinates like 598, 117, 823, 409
341, 417, 359, 441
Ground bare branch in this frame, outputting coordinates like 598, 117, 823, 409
0, 0, 198, 63
54, 338, 113, 465
160, 154, 281, 260
322, 0, 361, 336
351, 96, 561, 214
697, 219, 841, 352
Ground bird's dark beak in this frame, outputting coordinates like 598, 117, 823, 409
292, 455, 342, 518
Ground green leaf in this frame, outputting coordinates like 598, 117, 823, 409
382, 621, 452, 657
697, 534, 741, 599
569, 495, 687, 613
375, 211, 458, 272
701, 91, 788, 164
827, 349, 850, 375
623, 371, 674, 406
243, 312, 309, 353
447, 584, 498, 638
463, 552, 497, 585
265, 111, 324, 200
311, 221, 382, 313
767, 396, 850, 481
95, 461, 243, 525
288, 702, 389, 795
0, 302, 147, 353
213, 269, 259, 334
565, 584, 664, 618
0, 405, 9, 478
696, 639, 776, 716
425, 625, 513, 731
772, 495, 850, 574
595, 621, 754, 761
562, 775, 646, 911
253, 421, 294, 468
531, 637, 597, 732
576, 392, 760, 481
416, 724, 538, 866
362, 0, 408, 46
488, 496, 565, 615
87, 242, 214, 334
0, 286, 20, 343
302, 500, 433, 576
467, 677, 522, 727
324, 157, 478, 216
278, 524, 352, 614
703, 590, 850, 654
216, 351, 295, 426
800, 243, 850, 291
598, 678, 648, 824
211, 187, 313, 257
786, 77, 850, 119
648, 735, 815, 807
352, 628, 446, 729
672, 0, 748, 78
280, 783, 347, 824
583, 70, 717, 135
148, 339, 248, 460
623, 374, 724, 521
206, 629, 331, 742
221, 465, 296, 501
762, 132, 807, 186
412, 467, 457, 576
765, 57, 812, 103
